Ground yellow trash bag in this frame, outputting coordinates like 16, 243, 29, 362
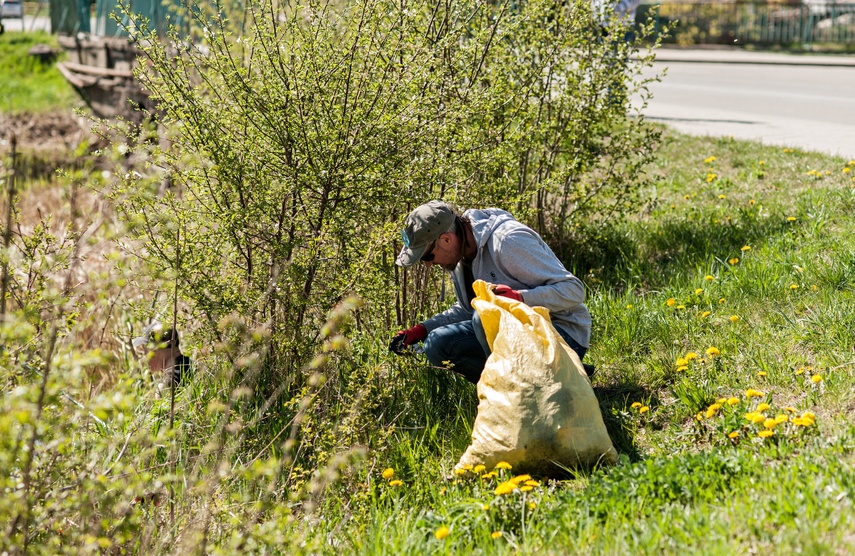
455, 280, 618, 475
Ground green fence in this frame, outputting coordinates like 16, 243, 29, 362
639, 1, 855, 46
50, 0, 181, 36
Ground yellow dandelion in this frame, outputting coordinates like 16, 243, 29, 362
626, 304, 633, 309
639, 406, 650, 414
844, 167, 851, 173
810, 374, 823, 384
758, 371, 767, 377
677, 305, 686, 310
510, 474, 532, 485
803, 411, 816, 420
785, 406, 798, 412
677, 365, 689, 372
525, 480, 541, 487
686, 352, 698, 361
758, 430, 774, 438
706, 346, 720, 357
491, 531, 503, 539
667, 297, 676, 307
745, 388, 764, 398
700, 311, 711, 318
382, 468, 395, 479
454, 468, 467, 476
482, 503, 490, 510
790, 284, 799, 290
704, 156, 716, 163
695, 288, 704, 295
706, 174, 717, 183
520, 485, 534, 492
676, 358, 689, 367
696, 412, 704, 421
481, 472, 497, 479
757, 403, 771, 412
529, 502, 537, 510
684, 194, 691, 200
719, 297, 726, 304
705, 275, 715, 281
775, 414, 789, 424
749, 199, 756, 205
741, 245, 751, 252
389, 480, 403, 487
494, 461, 512, 470
435, 526, 450, 540
494, 482, 517, 496
729, 258, 739, 265
745, 412, 766, 424
727, 397, 740, 406
709, 403, 722, 412
474, 464, 486, 473
705, 407, 718, 419
462, 464, 473, 470
787, 216, 796, 222
631, 401, 642, 409
718, 194, 727, 199
730, 315, 739, 323
795, 367, 805, 375
812, 285, 818, 291
728, 431, 739, 439
792, 417, 807, 427
759, 160, 765, 165
763, 419, 778, 429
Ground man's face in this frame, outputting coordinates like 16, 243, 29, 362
423, 232, 462, 272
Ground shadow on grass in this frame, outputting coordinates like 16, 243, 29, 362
593, 381, 657, 463
554, 207, 794, 293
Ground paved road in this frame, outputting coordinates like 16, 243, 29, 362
635, 48, 855, 159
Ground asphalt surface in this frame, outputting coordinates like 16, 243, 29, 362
636, 47, 855, 159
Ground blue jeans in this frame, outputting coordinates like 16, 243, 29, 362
422, 312, 587, 384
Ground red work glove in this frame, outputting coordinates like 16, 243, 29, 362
389, 323, 428, 355
493, 284, 523, 302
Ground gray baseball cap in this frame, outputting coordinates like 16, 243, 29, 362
396, 200, 456, 266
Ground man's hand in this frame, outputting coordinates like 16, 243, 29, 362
493, 284, 523, 302
389, 324, 428, 355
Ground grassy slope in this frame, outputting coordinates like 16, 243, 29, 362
0, 31, 79, 113
312, 132, 855, 555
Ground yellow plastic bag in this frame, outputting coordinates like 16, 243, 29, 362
455, 280, 617, 475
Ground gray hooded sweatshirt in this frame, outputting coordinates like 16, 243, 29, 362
422, 208, 591, 348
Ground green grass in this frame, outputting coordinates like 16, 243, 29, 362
4, 129, 855, 554
305, 132, 855, 554
0, 31, 79, 113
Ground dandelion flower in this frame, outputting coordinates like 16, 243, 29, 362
684, 194, 691, 200
701, 311, 711, 318
696, 413, 703, 421
510, 474, 532, 485
790, 284, 799, 290
631, 402, 642, 409
705, 275, 715, 281
667, 298, 676, 307
435, 526, 450, 540
729, 258, 739, 265
525, 480, 541, 487
494, 461, 512, 470
748, 199, 756, 205
706, 346, 720, 357
695, 288, 704, 295
639, 406, 649, 414
795, 367, 805, 375
529, 502, 537, 510
757, 403, 771, 412
482, 503, 490, 510
494, 482, 517, 496
677, 305, 686, 310
491, 531, 503, 539
741, 245, 751, 252
686, 352, 698, 361
745, 412, 765, 424
787, 216, 796, 222
719, 194, 727, 199
730, 315, 740, 323
811, 374, 823, 384
520, 485, 534, 492
481, 472, 498, 479
474, 465, 486, 473
812, 285, 818, 291
758, 371, 767, 377
677, 365, 689, 372
708, 403, 722, 412
719, 297, 726, 304
728, 431, 739, 439
382, 468, 395, 480
705, 156, 716, 163
389, 480, 403, 487
676, 358, 689, 367
775, 414, 789, 424
727, 397, 740, 406
785, 406, 797, 413
745, 388, 764, 399
758, 430, 774, 438
705, 407, 718, 419
759, 160, 766, 165
763, 419, 778, 429
454, 468, 467, 476
802, 411, 816, 421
